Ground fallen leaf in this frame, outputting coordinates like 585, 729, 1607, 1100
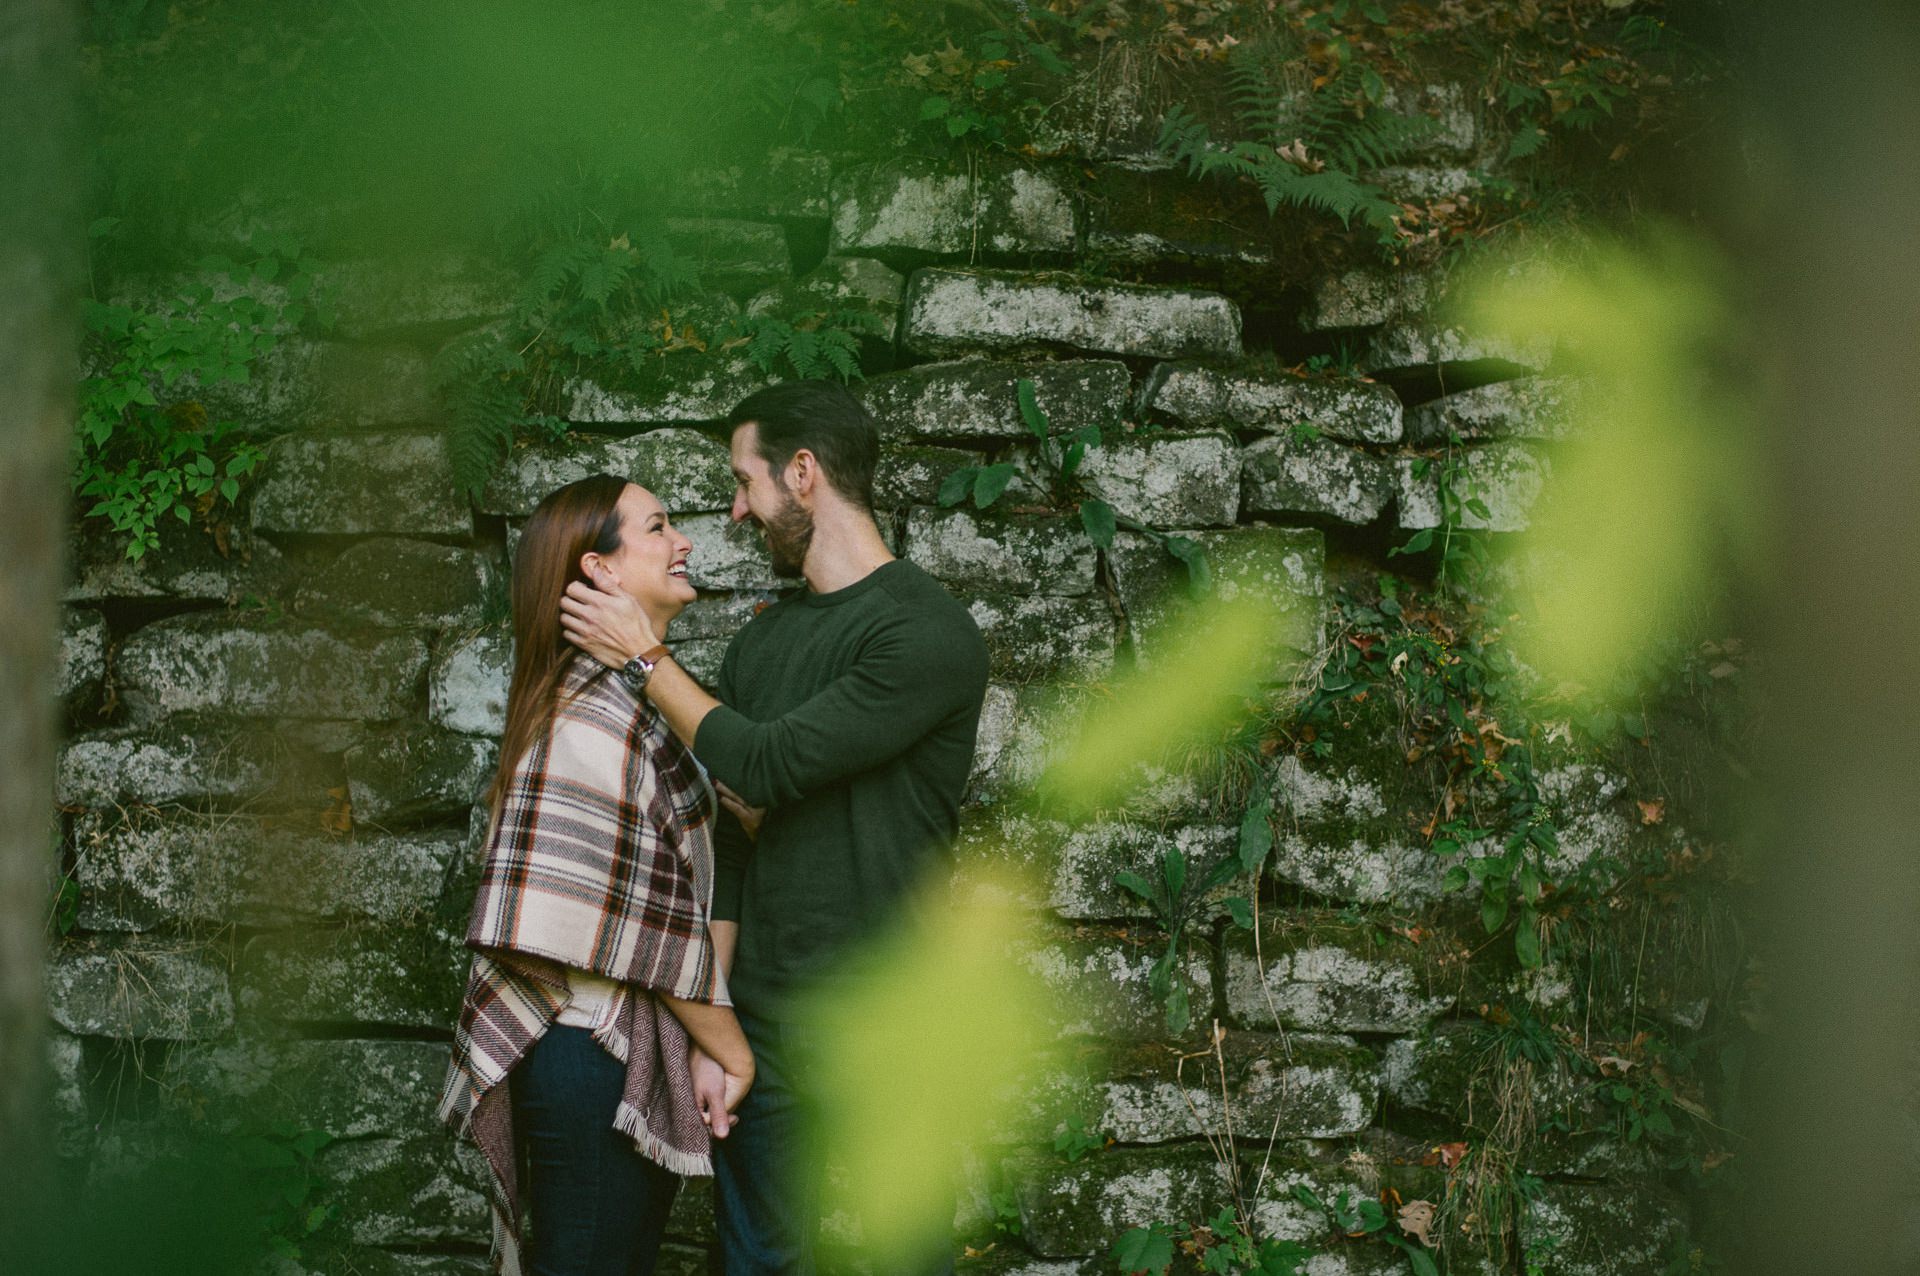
1594, 1054, 1637, 1076
1398, 1199, 1437, 1247
1638, 798, 1666, 825
1434, 1141, 1468, 1170
321, 785, 353, 835
1671, 1093, 1714, 1122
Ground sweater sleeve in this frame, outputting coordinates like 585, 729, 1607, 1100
694, 603, 987, 809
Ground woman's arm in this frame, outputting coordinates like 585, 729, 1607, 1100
687, 919, 746, 1133
660, 993, 753, 1109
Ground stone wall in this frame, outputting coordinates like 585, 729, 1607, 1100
50, 107, 1713, 1276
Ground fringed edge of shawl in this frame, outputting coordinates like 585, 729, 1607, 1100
613, 1099, 715, 1178
491, 1201, 524, 1276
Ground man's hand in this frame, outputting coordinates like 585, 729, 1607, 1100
689, 1044, 737, 1138
716, 782, 766, 841
560, 565, 659, 669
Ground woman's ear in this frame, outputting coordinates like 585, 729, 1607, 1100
579, 553, 618, 591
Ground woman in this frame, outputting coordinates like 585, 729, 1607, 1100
439, 473, 752, 1276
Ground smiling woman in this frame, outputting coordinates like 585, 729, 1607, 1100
438, 472, 749, 1276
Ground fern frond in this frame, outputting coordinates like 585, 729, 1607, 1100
746, 320, 791, 374
819, 330, 861, 382
1251, 161, 1402, 236
1325, 108, 1441, 172
785, 326, 822, 376
527, 240, 595, 305
1158, 104, 1224, 175
445, 381, 520, 500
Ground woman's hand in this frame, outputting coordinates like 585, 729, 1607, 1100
689, 1044, 741, 1138
716, 782, 766, 841
560, 564, 660, 670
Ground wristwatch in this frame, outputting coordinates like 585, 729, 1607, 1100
618, 644, 671, 695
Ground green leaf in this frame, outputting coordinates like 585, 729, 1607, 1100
946, 114, 973, 138
1163, 982, 1190, 1034
973, 462, 1015, 508
1354, 1198, 1387, 1233
1517, 864, 1541, 902
1389, 528, 1434, 557
1441, 865, 1469, 892
1290, 1184, 1327, 1215
1224, 896, 1254, 929
1379, 1234, 1439, 1276
1254, 1239, 1311, 1276
1015, 377, 1048, 440
1147, 944, 1177, 996
1114, 871, 1160, 908
1164, 536, 1211, 597
1481, 891, 1510, 935
1237, 803, 1272, 874
1079, 498, 1116, 549
919, 95, 949, 120
1112, 1225, 1174, 1275
937, 466, 976, 507
1514, 905, 1542, 968
1162, 844, 1187, 900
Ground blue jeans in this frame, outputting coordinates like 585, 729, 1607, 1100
711, 1013, 952, 1276
513, 1026, 681, 1276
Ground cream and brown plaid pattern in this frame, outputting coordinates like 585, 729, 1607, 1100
438, 654, 726, 1275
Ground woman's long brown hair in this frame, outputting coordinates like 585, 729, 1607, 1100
487, 472, 628, 811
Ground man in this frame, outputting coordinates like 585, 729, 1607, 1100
560, 380, 990, 1276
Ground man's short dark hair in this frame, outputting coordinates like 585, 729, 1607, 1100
727, 381, 880, 513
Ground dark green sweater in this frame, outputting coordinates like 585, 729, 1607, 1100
695, 559, 989, 1016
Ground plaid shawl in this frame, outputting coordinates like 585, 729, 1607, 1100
438, 653, 726, 1276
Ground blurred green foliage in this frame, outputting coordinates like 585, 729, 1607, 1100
1458, 230, 1757, 699
802, 873, 1048, 1265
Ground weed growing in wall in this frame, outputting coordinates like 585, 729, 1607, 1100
76, 220, 323, 559
938, 377, 1213, 593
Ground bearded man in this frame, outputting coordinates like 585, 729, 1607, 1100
560, 380, 989, 1276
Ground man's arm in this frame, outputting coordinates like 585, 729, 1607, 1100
559, 580, 719, 744
560, 577, 987, 808
693, 615, 983, 807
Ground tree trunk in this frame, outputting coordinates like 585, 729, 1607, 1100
1741, 4, 1920, 1273
0, 0, 77, 1213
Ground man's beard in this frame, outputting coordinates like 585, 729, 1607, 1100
758, 488, 815, 579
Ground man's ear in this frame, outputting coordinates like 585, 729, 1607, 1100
786, 448, 820, 503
